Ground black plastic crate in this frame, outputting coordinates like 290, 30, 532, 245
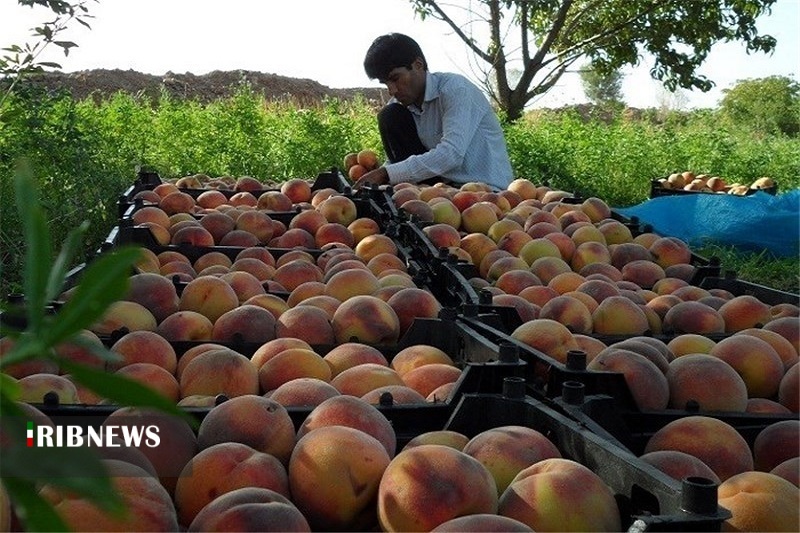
442, 393, 730, 532
698, 275, 800, 306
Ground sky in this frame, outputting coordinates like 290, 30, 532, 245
2, 0, 798, 109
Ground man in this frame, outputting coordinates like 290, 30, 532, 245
354, 33, 513, 191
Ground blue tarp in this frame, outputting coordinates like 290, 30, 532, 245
616, 189, 800, 258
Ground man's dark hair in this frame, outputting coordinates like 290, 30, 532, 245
364, 33, 427, 81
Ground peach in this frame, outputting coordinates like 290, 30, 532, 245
507, 178, 538, 200
272, 259, 324, 292
329, 363, 405, 396
496, 229, 532, 256
430, 198, 462, 228
667, 333, 717, 358
579, 262, 623, 282
41, 460, 178, 532
710, 335, 785, 398
187, 487, 309, 532
112, 362, 180, 402
493, 268, 542, 295
198, 394, 296, 464
736, 327, 799, 370
260, 340, 331, 385
174, 442, 290, 527
543, 231, 576, 262
598, 219, 634, 245
538, 294, 593, 334
639, 450, 720, 484
198, 211, 235, 244
591, 295, 651, 335
331, 295, 400, 345
270, 227, 316, 248
322, 343, 388, 378
401, 363, 462, 397
717, 471, 799, 532
267, 377, 340, 407
132, 205, 171, 228
460, 202, 499, 234
718, 295, 773, 332
242, 293, 289, 320
125, 272, 180, 323
422, 222, 462, 249
324, 268, 379, 301
159, 190, 195, 215
403, 430, 469, 452
275, 305, 335, 345
570, 241, 612, 273
644, 415, 754, 481
178, 275, 239, 323
286, 280, 326, 306
646, 293, 682, 319
746, 398, 792, 414
229, 191, 258, 207
763, 316, 800, 354
460, 232, 498, 266
666, 354, 748, 411
153, 310, 211, 341
280, 178, 312, 204
510, 318, 579, 364
753, 420, 800, 473
212, 304, 277, 344
50, 329, 106, 372
251, 338, 313, 370
648, 236, 692, 269
355, 233, 398, 263
361, 385, 427, 405
528, 256, 572, 285
620, 259, 665, 289
400, 198, 435, 222
462, 426, 561, 495
17, 373, 79, 404
498, 458, 621, 532
229, 257, 274, 282
779, 363, 799, 412
391, 344, 454, 377
432, 514, 533, 532
492, 294, 540, 323
588, 349, 670, 410
771, 303, 800, 319
547, 271, 585, 294
297, 395, 396, 457
195, 189, 228, 209
107, 330, 176, 373
289, 425, 390, 531
192, 250, 233, 273
179, 348, 259, 398
662, 300, 726, 334
386, 287, 442, 339
378, 444, 498, 531
771, 458, 800, 487
572, 334, 607, 361
349, 217, 381, 243
257, 190, 293, 211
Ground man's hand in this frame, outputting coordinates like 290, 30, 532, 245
353, 167, 389, 189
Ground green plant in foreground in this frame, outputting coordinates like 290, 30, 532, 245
0, 160, 195, 531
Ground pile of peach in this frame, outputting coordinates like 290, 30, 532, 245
130, 179, 379, 250
8, 394, 798, 532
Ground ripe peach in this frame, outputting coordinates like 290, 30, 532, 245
289, 425, 389, 531
391, 344, 454, 377
648, 236, 692, 269
386, 287, 442, 338
763, 316, 800, 354
179, 348, 259, 398
178, 275, 239, 323
324, 268, 379, 301
753, 420, 800, 473
275, 305, 335, 345
432, 514, 533, 532
621, 259, 665, 289
198, 394, 296, 465
403, 430, 470, 452
251, 338, 313, 370
736, 327, 799, 370
125, 272, 180, 323
710, 335, 785, 398
361, 385, 427, 405
718, 294, 773, 332
401, 363, 462, 398
267, 377, 340, 407
591, 295, 651, 335
747, 398, 792, 414
348, 217, 381, 243
187, 487, 309, 532
174, 442, 289, 527
666, 354, 748, 411
378, 445, 497, 531
717, 471, 799, 532
492, 294, 540, 323
460, 232, 498, 266
510, 318, 579, 363
243, 293, 289, 320
212, 304, 277, 344
17, 373, 79, 404
156, 310, 214, 341
644, 415, 754, 481
355, 233, 398, 263
639, 450, 720, 484
331, 295, 400, 345
462, 426, 561, 495
538, 294, 593, 334
662, 300, 725, 335
771, 457, 800, 487
570, 241, 612, 273
297, 395, 396, 457
272, 259, 324, 292
330, 363, 405, 397
588, 349, 669, 410
528, 256, 571, 285
323, 342, 388, 378
42, 460, 178, 532
258, 347, 332, 392
779, 363, 799, 412
498, 458, 620, 532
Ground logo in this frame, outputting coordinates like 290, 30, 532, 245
26, 421, 161, 448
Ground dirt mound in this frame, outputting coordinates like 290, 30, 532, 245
14, 68, 390, 106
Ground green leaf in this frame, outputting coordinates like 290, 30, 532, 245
46, 220, 89, 302
1, 477, 70, 532
59, 359, 197, 428
0, 373, 21, 400
39, 247, 139, 347
14, 161, 51, 334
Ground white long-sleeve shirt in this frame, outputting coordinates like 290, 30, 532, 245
384, 72, 513, 191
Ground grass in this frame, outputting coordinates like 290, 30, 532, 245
1, 83, 797, 295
